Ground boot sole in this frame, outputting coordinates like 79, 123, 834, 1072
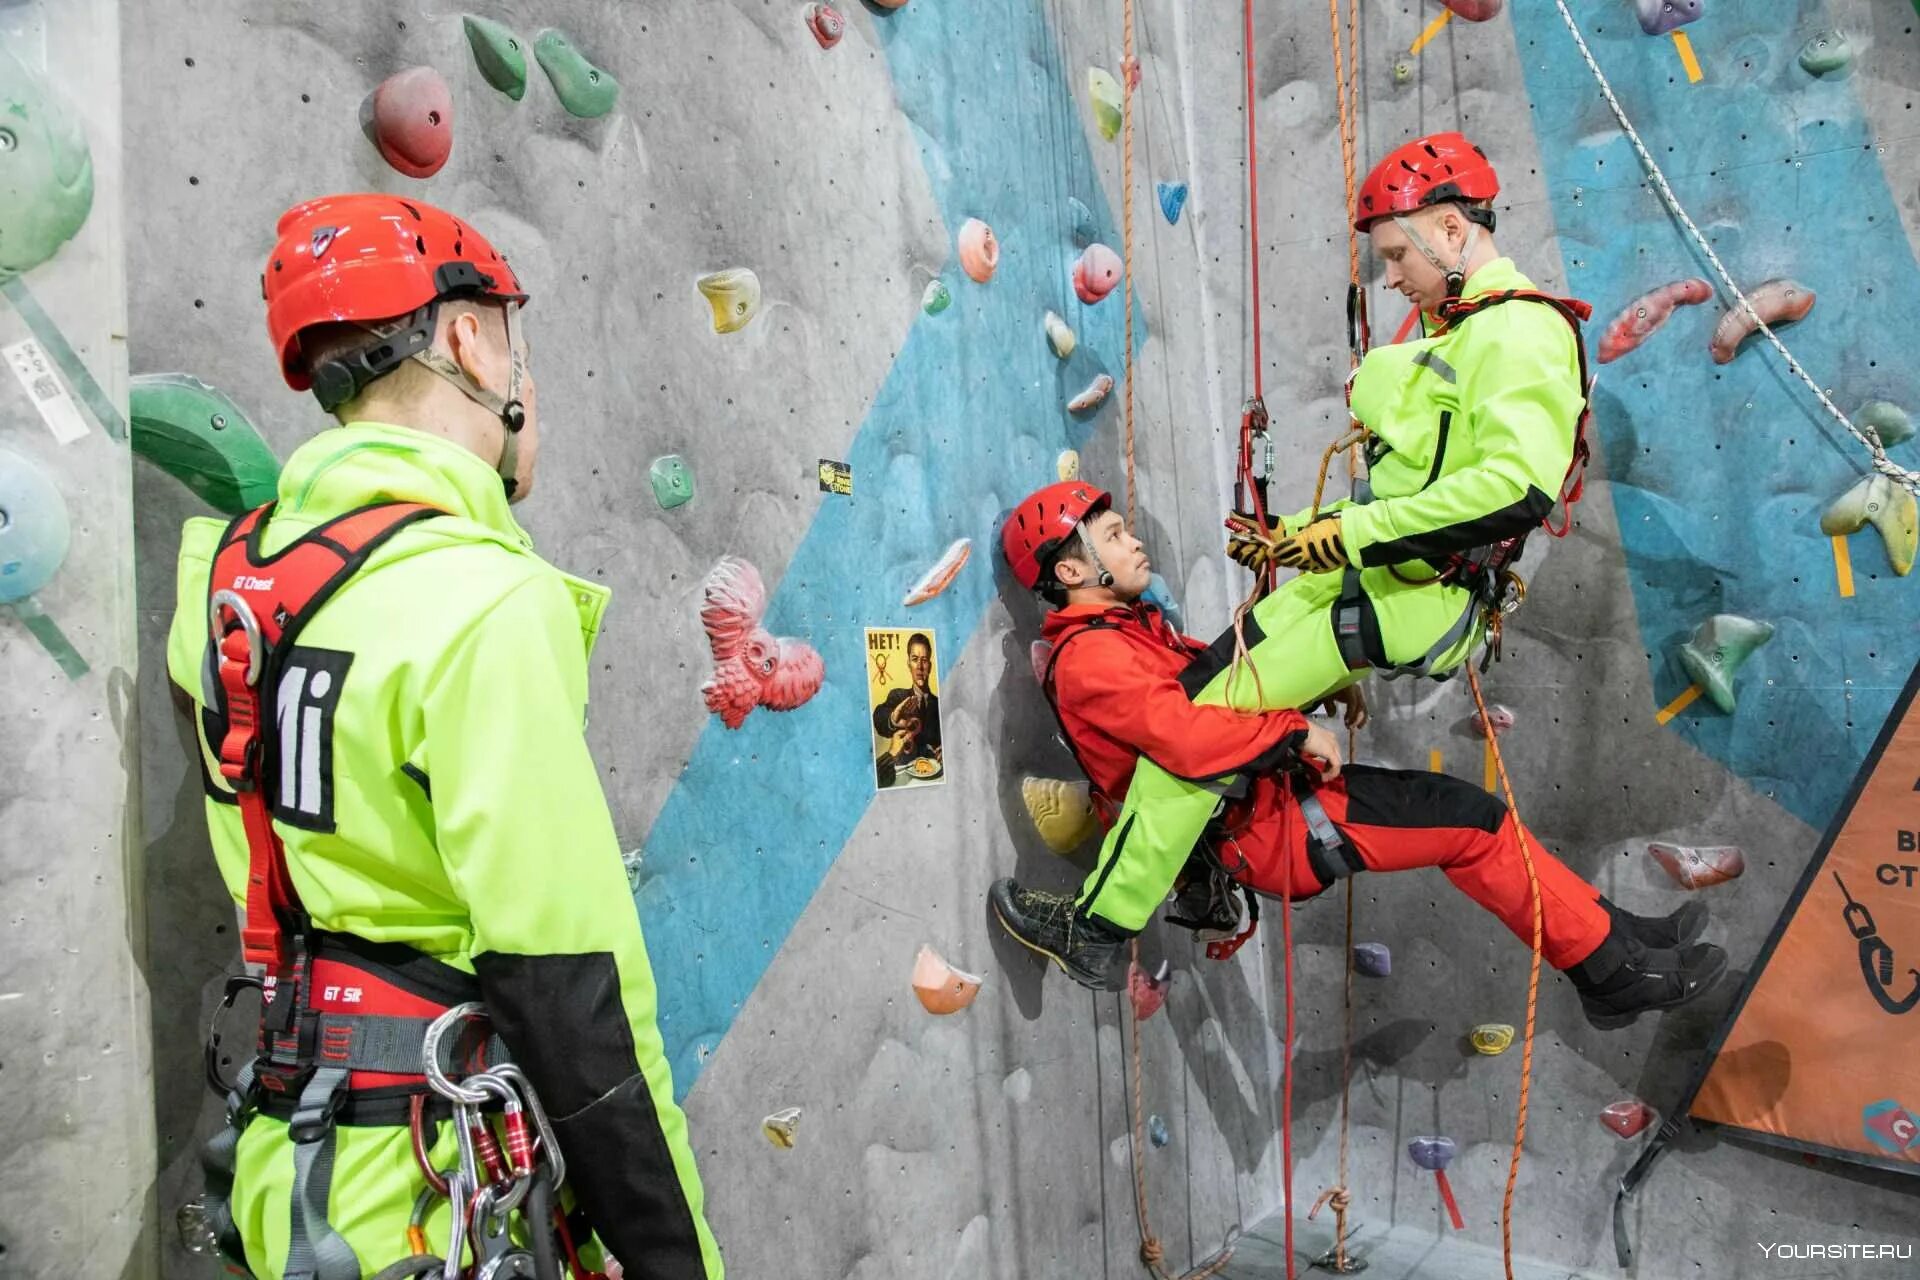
990, 897, 1109, 989
1583, 951, 1729, 1030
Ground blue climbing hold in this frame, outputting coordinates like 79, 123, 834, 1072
1068, 196, 1096, 248
1353, 942, 1391, 977
1148, 1114, 1170, 1148
1156, 182, 1188, 225
1142, 573, 1184, 633
0, 445, 71, 603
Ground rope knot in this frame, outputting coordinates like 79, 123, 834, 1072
1139, 1236, 1164, 1266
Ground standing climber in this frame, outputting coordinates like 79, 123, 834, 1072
1077, 132, 1601, 945
167, 195, 723, 1278
990, 480, 1728, 1029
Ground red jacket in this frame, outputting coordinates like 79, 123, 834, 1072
1039, 604, 1312, 871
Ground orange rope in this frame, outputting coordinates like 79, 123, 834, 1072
1467, 662, 1545, 1280
1121, 0, 1137, 530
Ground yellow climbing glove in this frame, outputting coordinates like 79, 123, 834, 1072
1272, 515, 1349, 574
1224, 510, 1283, 573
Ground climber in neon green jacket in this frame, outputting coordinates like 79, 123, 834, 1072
168, 196, 723, 1277
1074, 133, 1590, 940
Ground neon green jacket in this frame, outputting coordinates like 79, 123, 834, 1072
167, 421, 722, 1278
1284, 258, 1583, 568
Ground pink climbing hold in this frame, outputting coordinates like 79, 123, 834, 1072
699, 556, 825, 729
1648, 842, 1746, 890
1073, 243, 1122, 304
1120, 55, 1141, 90
1029, 640, 1053, 686
371, 66, 454, 179
1597, 278, 1712, 364
958, 218, 999, 284
1067, 373, 1114, 414
1469, 704, 1514, 739
804, 3, 845, 48
1441, 0, 1504, 19
1709, 279, 1815, 364
1129, 960, 1171, 1022
1600, 1100, 1655, 1139
903, 538, 971, 607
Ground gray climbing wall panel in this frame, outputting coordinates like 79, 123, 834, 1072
117, 1, 1919, 1279
0, 2, 156, 1277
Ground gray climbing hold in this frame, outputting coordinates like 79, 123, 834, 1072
1148, 1115, 1170, 1148
1797, 30, 1852, 77
533, 29, 619, 118
1353, 942, 1391, 977
463, 15, 529, 101
1858, 401, 1914, 447
0, 43, 95, 279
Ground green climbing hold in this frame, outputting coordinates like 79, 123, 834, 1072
129, 373, 280, 515
463, 14, 529, 101
1858, 401, 1914, 447
1675, 614, 1774, 714
921, 279, 951, 315
649, 455, 694, 510
533, 29, 619, 118
0, 43, 95, 279
1087, 68, 1122, 142
1797, 30, 1853, 77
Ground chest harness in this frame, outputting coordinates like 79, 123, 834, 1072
1334, 289, 1596, 679
189, 501, 586, 1280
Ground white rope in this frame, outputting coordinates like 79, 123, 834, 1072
1549, 0, 1920, 494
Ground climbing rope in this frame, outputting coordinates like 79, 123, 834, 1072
1547, 0, 1919, 494
1121, 0, 1138, 529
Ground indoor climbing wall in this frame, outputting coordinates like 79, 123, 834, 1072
0, 2, 158, 1277
119, 3, 1920, 1280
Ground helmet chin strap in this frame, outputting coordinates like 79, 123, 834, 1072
1077, 523, 1115, 589
405, 302, 528, 499
1392, 209, 1482, 301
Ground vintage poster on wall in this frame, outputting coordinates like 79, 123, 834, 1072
866, 627, 945, 791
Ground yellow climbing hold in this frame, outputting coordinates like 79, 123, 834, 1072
1044, 310, 1076, 359
1087, 68, 1122, 142
1056, 449, 1080, 482
1470, 1023, 1515, 1055
1820, 473, 1917, 577
1021, 776, 1099, 853
762, 1107, 802, 1149
697, 268, 761, 334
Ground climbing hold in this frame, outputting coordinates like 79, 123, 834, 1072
1859, 401, 1915, 447
1675, 614, 1773, 713
532, 29, 620, 118
1128, 959, 1170, 1022
129, 373, 280, 515
1596, 278, 1712, 364
1073, 243, 1123, 304
1044, 311, 1077, 359
1029, 640, 1053, 686
1392, 59, 1414, 85
1648, 842, 1747, 890
1469, 1024, 1515, 1056
0, 43, 94, 278
1120, 57, 1141, 92
1600, 1100, 1655, 1139
699, 556, 825, 728
1821, 474, 1917, 576
1797, 30, 1853, 76
903, 537, 972, 606
1142, 573, 1184, 633
912, 945, 982, 1015
870, 0, 908, 9
648, 455, 694, 510
696, 268, 762, 334
1709, 279, 1814, 365
921, 279, 951, 315
804, 2, 846, 49
1021, 776, 1099, 853
1056, 449, 1080, 482
957, 218, 998, 284
1407, 1136, 1456, 1172
461, 15, 529, 101
1148, 1114, 1170, 1148
0, 445, 70, 603
369, 67, 453, 179
1156, 182, 1188, 226
1441, 0, 1503, 18
1469, 704, 1514, 739
1087, 68, 1122, 142
1353, 942, 1391, 977
1634, 0, 1703, 36
1068, 197, 1096, 248
762, 1107, 803, 1149
1067, 374, 1114, 415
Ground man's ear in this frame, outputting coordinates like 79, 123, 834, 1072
445, 308, 494, 388
1053, 556, 1085, 589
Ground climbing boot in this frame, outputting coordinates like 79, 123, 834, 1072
1567, 930, 1729, 1031
1598, 895, 1709, 950
990, 878, 1126, 990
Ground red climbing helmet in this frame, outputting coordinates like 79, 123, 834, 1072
264, 193, 528, 392
1002, 481, 1112, 591
1354, 132, 1500, 232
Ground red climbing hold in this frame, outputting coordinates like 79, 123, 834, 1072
804, 3, 845, 49
1600, 1100, 1655, 1139
1648, 842, 1746, 890
1441, 0, 1504, 18
1128, 960, 1170, 1022
1073, 243, 1122, 304
371, 66, 454, 179
1597, 278, 1712, 364
699, 556, 825, 728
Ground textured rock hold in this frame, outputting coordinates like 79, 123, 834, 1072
1067, 374, 1113, 414
1128, 959, 1170, 1022
1441, 0, 1504, 18
1021, 776, 1099, 853
1821, 474, 1917, 576
648, 455, 694, 510
461, 15, 529, 100
1469, 704, 1514, 739
0, 43, 95, 278
1156, 181, 1188, 225
129, 373, 281, 514
533, 29, 620, 118
1148, 1114, 1170, 1148
1635, 0, 1703, 36
1675, 614, 1773, 713
804, 3, 846, 49
1353, 942, 1391, 977
1709, 279, 1814, 365
1648, 842, 1746, 890
1597, 278, 1712, 364
1407, 1135, 1456, 1171
903, 537, 971, 606
1055, 449, 1080, 482
699, 556, 825, 728
921, 279, 951, 315
1600, 1100, 1655, 1139
912, 945, 981, 1014
370, 67, 454, 179
762, 1107, 802, 1148
697, 268, 762, 334
1469, 1023, 1514, 1055
1073, 243, 1122, 304
1798, 29, 1852, 76
1044, 310, 1076, 359
1087, 68, 1122, 141
957, 218, 998, 283
0, 445, 70, 602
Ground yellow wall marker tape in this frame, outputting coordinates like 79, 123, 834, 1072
1429, 748, 1445, 773
1672, 30, 1703, 83
1411, 9, 1453, 56
1655, 684, 1704, 725
1831, 534, 1855, 598
1483, 740, 1498, 793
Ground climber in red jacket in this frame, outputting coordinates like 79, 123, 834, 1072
991, 480, 1729, 1030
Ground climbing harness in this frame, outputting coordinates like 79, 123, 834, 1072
182, 500, 585, 1280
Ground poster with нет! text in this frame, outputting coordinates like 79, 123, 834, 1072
867, 627, 944, 791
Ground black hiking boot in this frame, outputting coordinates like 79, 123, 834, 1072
1567, 928, 1729, 1031
989, 878, 1126, 990
1598, 895, 1710, 950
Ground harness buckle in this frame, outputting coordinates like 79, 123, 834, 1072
287, 1074, 347, 1146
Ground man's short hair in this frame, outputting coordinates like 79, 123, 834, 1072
907, 632, 932, 658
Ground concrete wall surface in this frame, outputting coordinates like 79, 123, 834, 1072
98, 1, 1920, 1279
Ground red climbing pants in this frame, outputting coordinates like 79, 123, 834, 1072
1218, 764, 1612, 971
